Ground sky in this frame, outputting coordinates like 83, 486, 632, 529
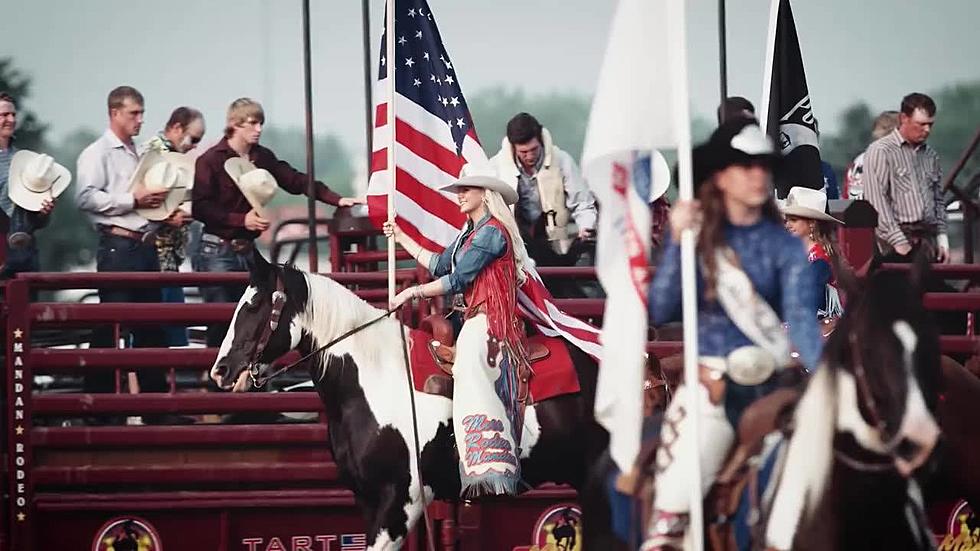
3, 0, 978, 170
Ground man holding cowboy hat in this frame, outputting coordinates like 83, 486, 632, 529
0, 92, 69, 278
192, 97, 363, 349
76, 86, 183, 403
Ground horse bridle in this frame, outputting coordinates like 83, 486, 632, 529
245, 272, 404, 389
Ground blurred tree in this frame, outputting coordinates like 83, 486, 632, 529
259, 127, 356, 205
0, 57, 47, 151
468, 87, 592, 161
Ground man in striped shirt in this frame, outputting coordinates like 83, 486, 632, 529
864, 93, 948, 263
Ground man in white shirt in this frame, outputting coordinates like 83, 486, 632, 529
75, 86, 176, 405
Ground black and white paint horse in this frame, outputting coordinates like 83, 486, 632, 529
765, 258, 942, 551
210, 251, 607, 550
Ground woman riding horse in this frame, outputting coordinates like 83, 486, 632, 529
384, 173, 532, 498
642, 119, 823, 550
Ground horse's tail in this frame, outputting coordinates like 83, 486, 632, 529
765, 364, 838, 549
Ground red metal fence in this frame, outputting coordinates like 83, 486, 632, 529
3, 261, 980, 550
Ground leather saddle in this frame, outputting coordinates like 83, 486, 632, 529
418, 315, 549, 401
625, 366, 802, 549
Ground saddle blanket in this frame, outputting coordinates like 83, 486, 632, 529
407, 329, 581, 403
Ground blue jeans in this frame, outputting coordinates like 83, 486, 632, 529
86, 233, 167, 394
160, 285, 189, 346
198, 234, 249, 347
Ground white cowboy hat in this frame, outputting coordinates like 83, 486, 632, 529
780, 186, 844, 224
130, 150, 193, 221
441, 164, 519, 205
224, 158, 279, 218
7, 150, 72, 212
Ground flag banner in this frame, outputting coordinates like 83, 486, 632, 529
581, 0, 675, 472
366, 0, 602, 357
765, 0, 823, 198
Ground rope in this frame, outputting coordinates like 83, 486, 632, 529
398, 310, 437, 551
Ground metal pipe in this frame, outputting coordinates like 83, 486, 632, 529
718, 0, 728, 120
301, 0, 319, 272
361, 0, 374, 170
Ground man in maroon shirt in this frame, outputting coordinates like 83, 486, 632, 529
193, 97, 361, 348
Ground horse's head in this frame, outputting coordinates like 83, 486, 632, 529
829, 252, 941, 476
210, 249, 307, 391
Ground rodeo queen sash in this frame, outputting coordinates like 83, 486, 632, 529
711, 249, 792, 385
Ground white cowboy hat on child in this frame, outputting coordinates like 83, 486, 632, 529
224, 158, 279, 218
780, 186, 844, 224
441, 163, 519, 205
130, 150, 194, 221
7, 150, 72, 212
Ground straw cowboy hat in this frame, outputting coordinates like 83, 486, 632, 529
441, 163, 519, 205
224, 158, 279, 218
781, 186, 843, 224
130, 150, 194, 221
7, 150, 72, 211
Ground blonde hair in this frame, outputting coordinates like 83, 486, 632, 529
225, 98, 265, 137
482, 190, 530, 285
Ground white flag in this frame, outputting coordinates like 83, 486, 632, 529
582, 0, 677, 473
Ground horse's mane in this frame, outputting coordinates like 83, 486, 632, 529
287, 266, 403, 378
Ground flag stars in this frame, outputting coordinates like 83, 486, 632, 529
408, 8, 416, 17
441, 97, 449, 107
398, 35, 407, 46
444, 75, 455, 85
456, 118, 465, 128
430, 74, 437, 83
413, 78, 421, 87
449, 97, 460, 107
423, 52, 430, 61
380, 56, 386, 66
415, 30, 423, 39
405, 57, 415, 67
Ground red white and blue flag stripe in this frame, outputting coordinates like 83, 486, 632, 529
366, 0, 601, 358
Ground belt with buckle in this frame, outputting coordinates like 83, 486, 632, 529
203, 233, 254, 254
102, 225, 154, 244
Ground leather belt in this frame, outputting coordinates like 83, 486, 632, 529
101, 225, 154, 244
202, 233, 255, 254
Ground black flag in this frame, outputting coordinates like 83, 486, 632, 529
766, 0, 823, 199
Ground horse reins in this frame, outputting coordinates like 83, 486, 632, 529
247, 275, 404, 389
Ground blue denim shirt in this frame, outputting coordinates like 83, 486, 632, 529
649, 218, 822, 371
428, 213, 508, 295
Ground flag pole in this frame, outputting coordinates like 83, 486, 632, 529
666, 0, 703, 548
385, 0, 397, 302
718, 0, 728, 119
361, 0, 373, 168
759, 0, 780, 134
301, 0, 319, 273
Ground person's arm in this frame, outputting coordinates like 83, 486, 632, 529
558, 151, 597, 233
191, 155, 247, 229
933, 156, 949, 261
648, 231, 683, 325
392, 225, 506, 308
261, 148, 344, 206
779, 237, 822, 371
75, 147, 135, 216
806, 259, 832, 314
863, 146, 908, 251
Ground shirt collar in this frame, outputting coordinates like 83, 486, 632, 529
102, 128, 133, 150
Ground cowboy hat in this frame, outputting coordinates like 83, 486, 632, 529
130, 150, 193, 221
224, 157, 279, 218
7, 150, 72, 212
441, 163, 519, 205
781, 186, 843, 224
691, 118, 778, 190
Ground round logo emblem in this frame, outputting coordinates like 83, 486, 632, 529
92, 516, 162, 551
529, 503, 582, 551
940, 500, 978, 549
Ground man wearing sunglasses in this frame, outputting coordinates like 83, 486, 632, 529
142, 106, 206, 351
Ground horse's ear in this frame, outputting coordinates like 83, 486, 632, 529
247, 247, 274, 288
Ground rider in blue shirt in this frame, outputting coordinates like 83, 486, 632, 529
643, 119, 822, 551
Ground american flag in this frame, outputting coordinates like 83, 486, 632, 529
339, 533, 367, 551
367, 0, 601, 357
